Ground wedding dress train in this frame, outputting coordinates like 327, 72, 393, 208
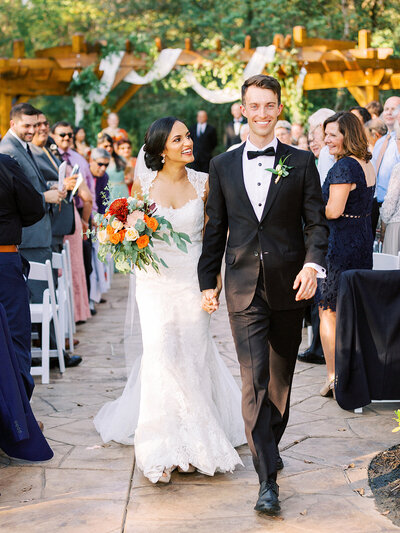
94, 168, 246, 482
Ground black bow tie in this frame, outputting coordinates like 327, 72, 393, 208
247, 147, 276, 160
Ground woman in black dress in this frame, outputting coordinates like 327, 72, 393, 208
315, 112, 376, 397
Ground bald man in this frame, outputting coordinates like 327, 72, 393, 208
371, 96, 400, 236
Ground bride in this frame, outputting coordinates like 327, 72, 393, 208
94, 117, 246, 483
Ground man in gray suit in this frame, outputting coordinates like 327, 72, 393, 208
0, 103, 65, 302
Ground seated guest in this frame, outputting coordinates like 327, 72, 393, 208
0, 303, 53, 462
315, 112, 376, 398
0, 153, 45, 398
275, 120, 292, 145
366, 100, 383, 120
291, 123, 304, 145
364, 118, 388, 152
97, 132, 128, 200
101, 112, 128, 142
380, 162, 400, 255
115, 138, 137, 195
349, 106, 372, 125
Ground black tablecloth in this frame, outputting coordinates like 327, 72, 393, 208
335, 269, 400, 410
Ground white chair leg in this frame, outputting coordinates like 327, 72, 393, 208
307, 325, 313, 347
354, 407, 363, 414
42, 294, 50, 384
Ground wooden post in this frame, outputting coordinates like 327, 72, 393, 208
358, 29, 371, 49
0, 92, 12, 138
72, 34, 85, 54
244, 35, 251, 51
185, 38, 192, 52
13, 40, 25, 59
155, 38, 162, 52
273, 34, 284, 49
215, 37, 221, 52
293, 26, 307, 47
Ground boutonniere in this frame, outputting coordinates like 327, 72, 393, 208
266, 155, 293, 184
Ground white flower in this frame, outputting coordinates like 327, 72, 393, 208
137, 200, 144, 208
276, 164, 282, 172
98, 229, 108, 244
111, 219, 124, 231
127, 196, 135, 203
125, 227, 139, 241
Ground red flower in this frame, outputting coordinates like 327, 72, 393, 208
109, 198, 128, 223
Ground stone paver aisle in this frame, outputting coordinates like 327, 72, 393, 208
0, 273, 399, 532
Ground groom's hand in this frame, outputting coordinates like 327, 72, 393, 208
293, 267, 318, 301
201, 289, 220, 314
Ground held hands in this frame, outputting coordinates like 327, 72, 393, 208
293, 266, 318, 301
201, 289, 220, 314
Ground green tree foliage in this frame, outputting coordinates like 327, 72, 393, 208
1, 0, 399, 147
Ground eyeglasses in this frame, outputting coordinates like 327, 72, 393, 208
95, 161, 109, 168
57, 132, 73, 139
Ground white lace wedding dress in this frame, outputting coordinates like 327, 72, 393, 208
94, 168, 246, 483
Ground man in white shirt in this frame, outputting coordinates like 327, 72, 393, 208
224, 102, 247, 149
199, 74, 328, 516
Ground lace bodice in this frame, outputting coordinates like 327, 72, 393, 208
381, 163, 400, 224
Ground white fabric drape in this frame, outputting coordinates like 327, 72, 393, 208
184, 45, 276, 103
73, 52, 125, 125
124, 48, 183, 85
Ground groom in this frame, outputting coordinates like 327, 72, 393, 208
198, 75, 328, 514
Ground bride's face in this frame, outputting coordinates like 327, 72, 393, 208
162, 121, 194, 165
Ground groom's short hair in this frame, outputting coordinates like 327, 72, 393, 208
241, 75, 281, 105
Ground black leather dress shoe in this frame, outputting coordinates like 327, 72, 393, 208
90, 308, 97, 316
277, 455, 284, 470
297, 350, 325, 364
64, 355, 82, 368
254, 479, 280, 515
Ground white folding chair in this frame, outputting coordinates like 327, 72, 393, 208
372, 251, 400, 270
29, 259, 65, 384
63, 240, 76, 334
52, 251, 74, 352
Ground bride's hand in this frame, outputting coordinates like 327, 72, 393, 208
201, 289, 220, 314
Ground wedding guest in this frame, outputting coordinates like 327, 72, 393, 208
52, 121, 96, 301
227, 123, 250, 151
0, 153, 44, 398
275, 120, 292, 145
291, 123, 304, 145
297, 134, 309, 151
224, 102, 247, 149
31, 112, 76, 253
308, 127, 325, 160
74, 126, 91, 160
100, 112, 128, 142
380, 163, 400, 255
308, 108, 336, 185
97, 132, 128, 199
371, 96, 400, 237
189, 110, 217, 172
316, 112, 375, 397
364, 118, 387, 152
366, 100, 383, 120
90, 148, 110, 214
349, 106, 372, 125
115, 138, 137, 195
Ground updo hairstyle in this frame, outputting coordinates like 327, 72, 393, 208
144, 116, 179, 171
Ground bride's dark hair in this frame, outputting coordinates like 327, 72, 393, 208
144, 116, 180, 171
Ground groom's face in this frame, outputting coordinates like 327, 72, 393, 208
241, 87, 283, 142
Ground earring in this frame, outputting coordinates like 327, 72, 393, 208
161, 155, 165, 164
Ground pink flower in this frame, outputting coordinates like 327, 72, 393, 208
126, 211, 144, 227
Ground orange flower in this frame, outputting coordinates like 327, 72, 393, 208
136, 235, 149, 249
147, 217, 158, 232
119, 229, 126, 242
144, 214, 150, 224
106, 224, 114, 236
109, 233, 120, 244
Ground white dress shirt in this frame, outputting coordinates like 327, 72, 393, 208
197, 122, 207, 137
317, 145, 335, 186
242, 137, 325, 278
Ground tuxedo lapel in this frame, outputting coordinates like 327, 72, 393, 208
229, 143, 259, 223
260, 140, 290, 223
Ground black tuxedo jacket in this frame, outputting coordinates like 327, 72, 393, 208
189, 123, 218, 170
224, 119, 247, 149
198, 140, 329, 312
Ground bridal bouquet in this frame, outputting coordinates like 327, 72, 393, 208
92, 196, 190, 273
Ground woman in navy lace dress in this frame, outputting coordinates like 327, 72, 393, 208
315, 112, 376, 397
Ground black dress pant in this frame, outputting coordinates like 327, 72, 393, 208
229, 266, 304, 482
